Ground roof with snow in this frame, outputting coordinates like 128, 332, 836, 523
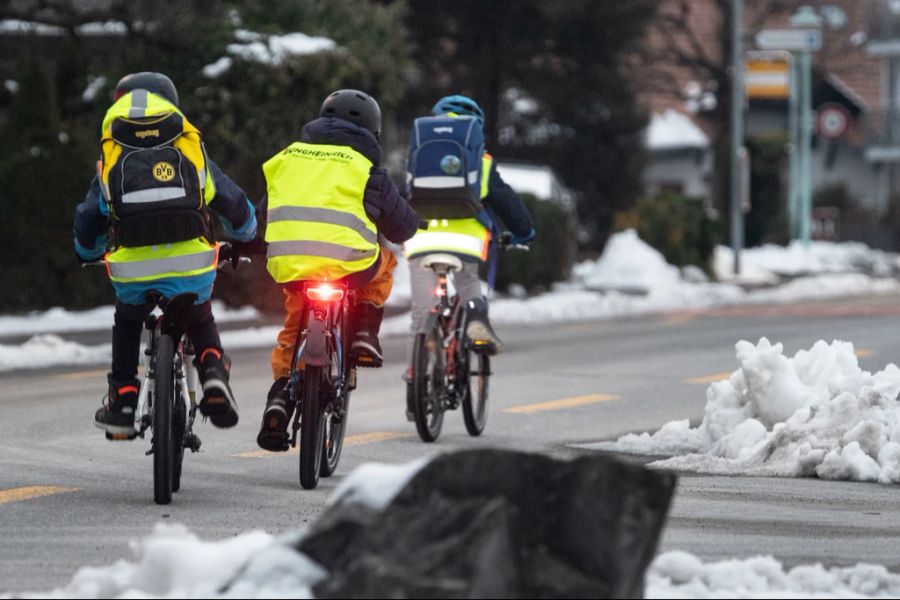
645, 110, 709, 151
495, 162, 562, 201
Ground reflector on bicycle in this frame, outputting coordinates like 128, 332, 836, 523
306, 283, 345, 302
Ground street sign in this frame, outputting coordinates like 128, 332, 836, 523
755, 28, 822, 51
817, 103, 851, 139
745, 57, 789, 99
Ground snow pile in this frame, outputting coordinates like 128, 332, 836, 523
20, 460, 424, 599
0, 335, 109, 372
575, 228, 682, 291
588, 338, 900, 483
647, 551, 900, 599
716, 241, 898, 280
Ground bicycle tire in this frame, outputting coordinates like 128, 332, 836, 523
412, 330, 445, 442
299, 365, 325, 489
153, 334, 175, 505
462, 351, 490, 436
320, 384, 348, 477
171, 376, 186, 493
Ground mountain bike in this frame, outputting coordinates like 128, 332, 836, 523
282, 280, 356, 490
410, 233, 528, 442
87, 245, 245, 505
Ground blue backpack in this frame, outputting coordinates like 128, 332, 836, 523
407, 115, 485, 219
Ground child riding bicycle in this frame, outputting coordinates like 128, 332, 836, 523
255, 89, 420, 452
404, 94, 535, 420
73, 72, 257, 437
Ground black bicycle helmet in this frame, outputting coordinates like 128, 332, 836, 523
319, 89, 382, 136
113, 72, 179, 106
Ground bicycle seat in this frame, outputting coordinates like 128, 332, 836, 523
420, 253, 463, 274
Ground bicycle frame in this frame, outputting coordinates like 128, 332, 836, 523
133, 311, 200, 448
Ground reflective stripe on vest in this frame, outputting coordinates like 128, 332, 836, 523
106, 240, 217, 283
263, 142, 378, 283
267, 206, 379, 245
100, 91, 216, 203
122, 187, 188, 204
404, 218, 490, 261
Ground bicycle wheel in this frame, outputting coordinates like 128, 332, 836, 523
153, 334, 175, 505
171, 377, 187, 493
320, 383, 348, 478
462, 350, 490, 436
412, 329, 445, 442
299, 365, 325, 489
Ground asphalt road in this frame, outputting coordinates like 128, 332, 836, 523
3, 294, 900, 592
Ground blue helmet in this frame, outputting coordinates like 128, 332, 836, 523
431, 94, 485, 126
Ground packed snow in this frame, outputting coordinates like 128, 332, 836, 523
716, 241, 899, 281
585, 337, 900, 484
13, 457, 900, 599
4, 231, 900, 371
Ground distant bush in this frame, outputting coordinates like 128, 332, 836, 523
615, 192, 718, 272
494, 194, 577, 294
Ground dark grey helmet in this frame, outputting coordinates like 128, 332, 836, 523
319, 89, 382, 136
113, 72, 178, 106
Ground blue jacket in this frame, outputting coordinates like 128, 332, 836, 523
74, 159, 257, 304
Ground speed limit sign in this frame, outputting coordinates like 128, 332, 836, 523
817, 103, 851, 140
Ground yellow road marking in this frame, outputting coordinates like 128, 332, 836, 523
855, 348, 875, 358
503, 394, 619, 415
662, 314, 696, 326
57, 369, 109, 380
235, 431, 412, 458
0, 486, 77, 506
682, 371, 734, 385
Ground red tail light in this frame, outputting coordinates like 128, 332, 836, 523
306, 283, 345, 303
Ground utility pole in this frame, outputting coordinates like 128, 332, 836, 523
731, 0, 745, 275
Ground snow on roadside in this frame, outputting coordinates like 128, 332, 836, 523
0, 335, 110, 372
15, 460, 424, 599
584, 338, 900, 484
716, 241, 898, 280
647, 551, 900, 599
0, 301, 259, 337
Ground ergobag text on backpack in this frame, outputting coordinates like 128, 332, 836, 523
99, 94, 211, 248
407, 116, 485, 219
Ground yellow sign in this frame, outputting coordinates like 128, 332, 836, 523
746, 58, 789, 99
152, 161, 176, 182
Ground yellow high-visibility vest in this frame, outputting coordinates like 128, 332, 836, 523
405, 153, 493, 261
106, 239, 218, 283
263, 142, 379, 283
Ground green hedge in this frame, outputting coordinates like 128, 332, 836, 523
494, 194, 577, 293
615, 192, 718, 272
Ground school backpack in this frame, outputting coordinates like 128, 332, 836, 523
407, 115, 485, 219
98, 94, 211, 248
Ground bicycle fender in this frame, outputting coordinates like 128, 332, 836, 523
303, 312, 331, 367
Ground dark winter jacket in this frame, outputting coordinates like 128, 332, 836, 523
482, 160, 534, 240
73, 159, 257, 261
257, 117, 420, 245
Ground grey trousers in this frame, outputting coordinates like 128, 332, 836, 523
407, 255, 483, 364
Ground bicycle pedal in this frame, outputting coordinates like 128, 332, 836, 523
105, 431, 137, 442
185, 433, 202, 453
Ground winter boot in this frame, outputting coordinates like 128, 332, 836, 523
351, 302, 384, 368
95, 378, 139, 439
196, 348, 239, 428
257, 376, 293, 452
464, 297, 504, 355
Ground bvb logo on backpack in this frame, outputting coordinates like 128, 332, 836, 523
98, 91, 214, 248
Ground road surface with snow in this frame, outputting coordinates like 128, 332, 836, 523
3, 293, 900, 592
